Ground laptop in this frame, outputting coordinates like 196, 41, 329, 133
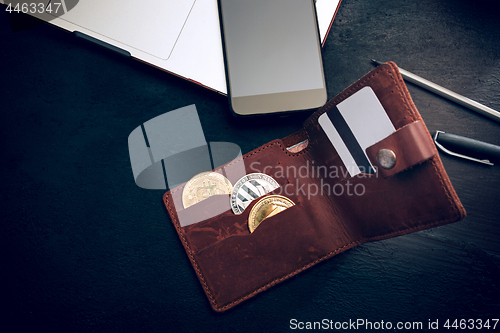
3, 0, 342, 94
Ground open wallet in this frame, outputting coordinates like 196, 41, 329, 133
162, 62, 466, 312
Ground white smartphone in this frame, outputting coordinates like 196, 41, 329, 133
218, 0, 327, 116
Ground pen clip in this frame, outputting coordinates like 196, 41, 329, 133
434, 131, 494, 166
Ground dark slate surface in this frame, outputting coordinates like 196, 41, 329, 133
1, 0, 499, 332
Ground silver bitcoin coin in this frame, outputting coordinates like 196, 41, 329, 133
230, 173, 280, 215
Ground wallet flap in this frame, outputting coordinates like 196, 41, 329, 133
366, 120, 438, 178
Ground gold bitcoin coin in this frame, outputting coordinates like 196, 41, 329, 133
182, 172, 233, 209
248, 195, 295, 233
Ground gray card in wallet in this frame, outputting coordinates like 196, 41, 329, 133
318, 86, 395, 176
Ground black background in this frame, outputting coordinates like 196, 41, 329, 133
1, 0, 499, 332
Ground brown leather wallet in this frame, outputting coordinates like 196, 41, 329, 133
163, 62, 466, 312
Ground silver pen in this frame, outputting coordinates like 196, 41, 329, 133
371, 60, 500, 123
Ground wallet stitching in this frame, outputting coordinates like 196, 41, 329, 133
386, 64, 418, 122
430, 156, 461, 218
216, 241, 358, 310
217, 211, 460, 311
164, 193, 219, 306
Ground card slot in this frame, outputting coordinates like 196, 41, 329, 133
182, 186, 295, 253
175, 194, 231, 227
191, 203, 301, 255
188, 186, 353, 257
182, 178, 306, 253
182, 210, 248, 253
189, 202, 353, 307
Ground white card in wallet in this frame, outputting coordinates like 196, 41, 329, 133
318, 86, 395, 177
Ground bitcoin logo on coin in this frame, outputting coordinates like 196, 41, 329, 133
182, 172, 233, 209
248, 195, 295, 233
230, 173, 280, 215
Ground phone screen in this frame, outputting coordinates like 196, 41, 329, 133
219, 0, 327, 115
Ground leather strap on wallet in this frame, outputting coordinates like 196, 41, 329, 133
163, 62, 466, 312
